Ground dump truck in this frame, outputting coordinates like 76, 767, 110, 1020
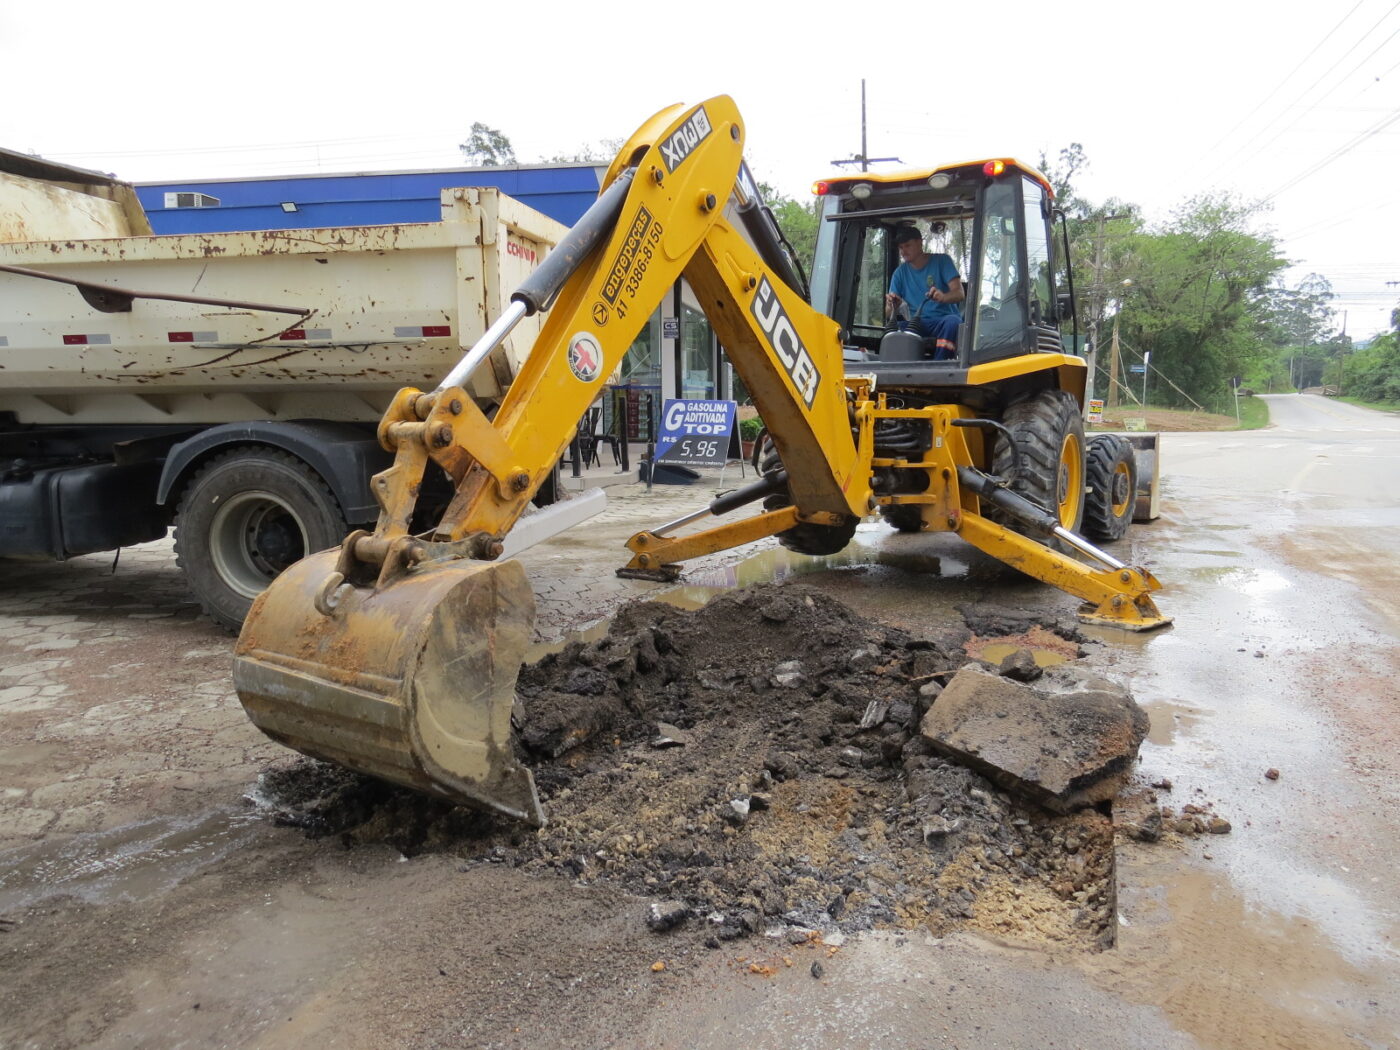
0, 148, 568, 629
232, 96, 1168, 828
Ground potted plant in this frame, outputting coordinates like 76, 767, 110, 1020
739, 416, 764, 461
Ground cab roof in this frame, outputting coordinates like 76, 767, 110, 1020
816, 159, 1054, 198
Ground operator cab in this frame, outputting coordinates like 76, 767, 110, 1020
809, 160, 1073, 384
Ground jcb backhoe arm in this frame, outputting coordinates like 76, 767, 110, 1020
233, 96, 867, 822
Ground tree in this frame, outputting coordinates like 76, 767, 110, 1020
1037, 142, 1089, 216
536, 138, 626, 164
1242, 273, 1337, 392
751, 180, 820, 280
1258, 272, 1335, 349
459, 123, 516, 167
769, 196, 820, 275
1112, 194, 1287, 410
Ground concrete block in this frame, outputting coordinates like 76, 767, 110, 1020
919, 665, 1148, 813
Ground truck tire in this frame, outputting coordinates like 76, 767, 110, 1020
174, 448, 348, 631
988, 389, 1086, 543
758, 438, 859, 556
1082, 434, 1137, 542
880, 505, 925, 533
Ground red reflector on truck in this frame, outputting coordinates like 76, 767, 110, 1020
63, 334, 88, 345
281, 329, 307, 340
421, 325, 451, 338
168, 332, 195, 342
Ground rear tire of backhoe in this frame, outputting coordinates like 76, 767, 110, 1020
175, 448, 348, 632
987, 389, 1086, 547
758, 437, 859, 556
1082, 434, 1137, 542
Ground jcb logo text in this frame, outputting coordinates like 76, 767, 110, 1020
750, 277, 819, 409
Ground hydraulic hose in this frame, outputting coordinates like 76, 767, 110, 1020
512, 167, 637, 315
956, 467, 1127, 570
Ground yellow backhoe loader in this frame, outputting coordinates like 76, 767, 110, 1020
233, 96, 1168, 827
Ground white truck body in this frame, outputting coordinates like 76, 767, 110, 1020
0, 183, 565, 425
0, 151, 568, 629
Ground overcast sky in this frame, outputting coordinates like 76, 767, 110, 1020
5, 0, 1397, 338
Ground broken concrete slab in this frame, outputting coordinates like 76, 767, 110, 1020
919, 664, 1149, 814
650, 722, 691, 748
646, 901, 689, 932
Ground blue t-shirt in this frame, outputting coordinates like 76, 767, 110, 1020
890, 253, 962, 328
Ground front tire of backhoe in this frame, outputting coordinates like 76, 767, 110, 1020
988, 390, 1086, 545
175, 448, 348, 632
1082, 434, 1137, 542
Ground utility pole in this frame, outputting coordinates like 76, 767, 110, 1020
830, 80, 900, 171
1338, 309, 1348, 395
1107, 313, 1123, 408
1085, 212, 1123, 404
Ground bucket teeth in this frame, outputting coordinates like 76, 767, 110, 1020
234, 549, 544, 826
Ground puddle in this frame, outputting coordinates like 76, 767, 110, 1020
1141, 699, 1204, 747
973, 643, 1072, 668
0, 806, 266, 912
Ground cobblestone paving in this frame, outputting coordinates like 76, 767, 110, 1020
0, 476, 775, 847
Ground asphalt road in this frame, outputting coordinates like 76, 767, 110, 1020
0, 393, 1396, 1049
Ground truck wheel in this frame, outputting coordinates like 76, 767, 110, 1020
880, 505, 925, 533
175, 448, 347, 631
758, 438, 859, 556
989, 389, 1086, 542
1082, 434, 1137, 542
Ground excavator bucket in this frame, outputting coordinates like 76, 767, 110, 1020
232, 548, 545, 826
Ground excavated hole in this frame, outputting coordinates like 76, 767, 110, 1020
254, 584, 1120, 952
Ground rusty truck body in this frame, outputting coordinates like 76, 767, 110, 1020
0, 148, 566, 628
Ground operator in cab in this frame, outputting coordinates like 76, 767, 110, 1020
885, 225, 965, 360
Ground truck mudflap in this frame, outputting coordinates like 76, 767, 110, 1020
232, 549, 544, 825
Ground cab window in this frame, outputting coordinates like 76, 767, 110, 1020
1022, 177, 1053, 325
973, 179, 1025, 355
853, 225, 888, 332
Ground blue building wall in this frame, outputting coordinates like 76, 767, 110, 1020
136, 164, 604, 234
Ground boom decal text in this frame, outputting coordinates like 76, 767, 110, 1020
660, 107, 713, 174
750, 277, 820, 409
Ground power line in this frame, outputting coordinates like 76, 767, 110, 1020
1219, 0, 1400, 167
1236, 20, 1400, 165
1263, 102, 1400, 201
1204, 0, 1367, 158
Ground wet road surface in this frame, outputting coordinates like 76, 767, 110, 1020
1, 393, 1397, 1048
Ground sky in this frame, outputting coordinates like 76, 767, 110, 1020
4, 0, 1398, 339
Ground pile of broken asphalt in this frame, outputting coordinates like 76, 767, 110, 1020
257, 583, 1164, 953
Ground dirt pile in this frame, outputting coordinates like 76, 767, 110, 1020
255, 584, 1119, 951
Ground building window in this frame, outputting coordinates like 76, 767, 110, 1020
680, 305, 716, 399
163, 192, 220, 209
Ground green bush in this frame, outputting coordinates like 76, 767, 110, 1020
739, 417, 764, 441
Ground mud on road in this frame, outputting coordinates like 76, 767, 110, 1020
258, 585, 1120, 952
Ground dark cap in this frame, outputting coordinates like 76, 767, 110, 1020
893, 225, 922, 245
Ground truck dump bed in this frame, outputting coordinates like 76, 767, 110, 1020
0, 184, 567, 425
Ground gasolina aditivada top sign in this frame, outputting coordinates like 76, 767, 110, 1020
655, 399, 736, 468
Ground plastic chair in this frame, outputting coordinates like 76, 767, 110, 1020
592, 406, 622, 465
572, 410, 600, 469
